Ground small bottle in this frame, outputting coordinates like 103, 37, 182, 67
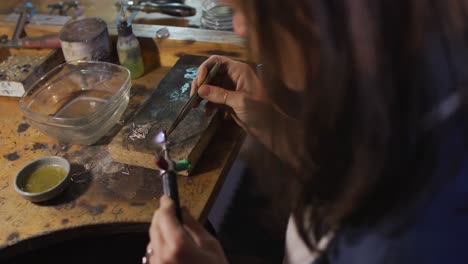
117, 20, 144, 79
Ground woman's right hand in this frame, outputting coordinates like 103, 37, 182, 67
191, 55, 268, 134
192, 56, 302, 168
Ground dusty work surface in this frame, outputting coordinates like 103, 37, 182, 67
0, 95, 244, 260
0, 63, 245, 261
109, 55, 220, 174
0, 15, 247, 259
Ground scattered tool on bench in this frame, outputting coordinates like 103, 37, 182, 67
47, 1, 81, 16
115, 0, 196, 24
0, 3, 61, 49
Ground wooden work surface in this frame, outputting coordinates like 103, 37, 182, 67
0, 16, 247, 260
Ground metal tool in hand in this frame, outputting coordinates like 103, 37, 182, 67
115, 0, 196, 24
154, 131, 183, 222
166, 62, 221, 136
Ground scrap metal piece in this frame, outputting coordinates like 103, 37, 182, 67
126, 122, 156, 141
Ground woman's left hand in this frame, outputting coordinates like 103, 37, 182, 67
146, 196, 228, 264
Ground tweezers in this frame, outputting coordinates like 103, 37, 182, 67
166, 62, 220, 136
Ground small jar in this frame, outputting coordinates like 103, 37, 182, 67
200, 0, 233, 31
59, 18, 111, 62
117, 21, 144, 79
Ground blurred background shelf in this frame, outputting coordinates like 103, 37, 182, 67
0, 0, 205, 28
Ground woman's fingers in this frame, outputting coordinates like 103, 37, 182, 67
191, 55, 238, 108
145, 243, 157, 264
150, 207, 164, 244
203, 102, 233, 119
196, 55, 234, 85
181, 208, 225, 257
148, 196, 230, 264
198, 84, 243, 110
149, 209, 164, 264
181, 208, 212, 247
157, 196, 185, 244
191, 56, 227, 94
199, 84, 247, 128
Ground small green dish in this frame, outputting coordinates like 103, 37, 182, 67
14, 156, 71, 203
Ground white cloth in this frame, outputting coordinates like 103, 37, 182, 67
283, 215, 333, 264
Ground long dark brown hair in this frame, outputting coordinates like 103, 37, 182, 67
238, 0, 468, 249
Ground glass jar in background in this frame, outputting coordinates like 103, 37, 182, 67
200, 0, 233, 31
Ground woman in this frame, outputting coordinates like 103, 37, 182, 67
147, 0, 468, 263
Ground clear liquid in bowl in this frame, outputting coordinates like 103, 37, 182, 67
52, 90, 114, 118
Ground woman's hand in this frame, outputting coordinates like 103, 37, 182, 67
191, 55, 268, 134
192, 56, 303, 168
147, 196, 228, 264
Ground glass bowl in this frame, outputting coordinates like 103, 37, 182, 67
19, 61, 131, 145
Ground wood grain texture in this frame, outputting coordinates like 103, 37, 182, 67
0, 21, 247, 260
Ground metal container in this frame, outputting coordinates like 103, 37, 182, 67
14, 156, 71, 203
201, 0, 233, 31
59, 18, 111, 62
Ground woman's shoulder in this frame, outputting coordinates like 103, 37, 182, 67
321, 210, 468, 264
318, 146, 468, 264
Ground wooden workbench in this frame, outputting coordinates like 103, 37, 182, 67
0, 0, 205, 28
0, 12, 247, 260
